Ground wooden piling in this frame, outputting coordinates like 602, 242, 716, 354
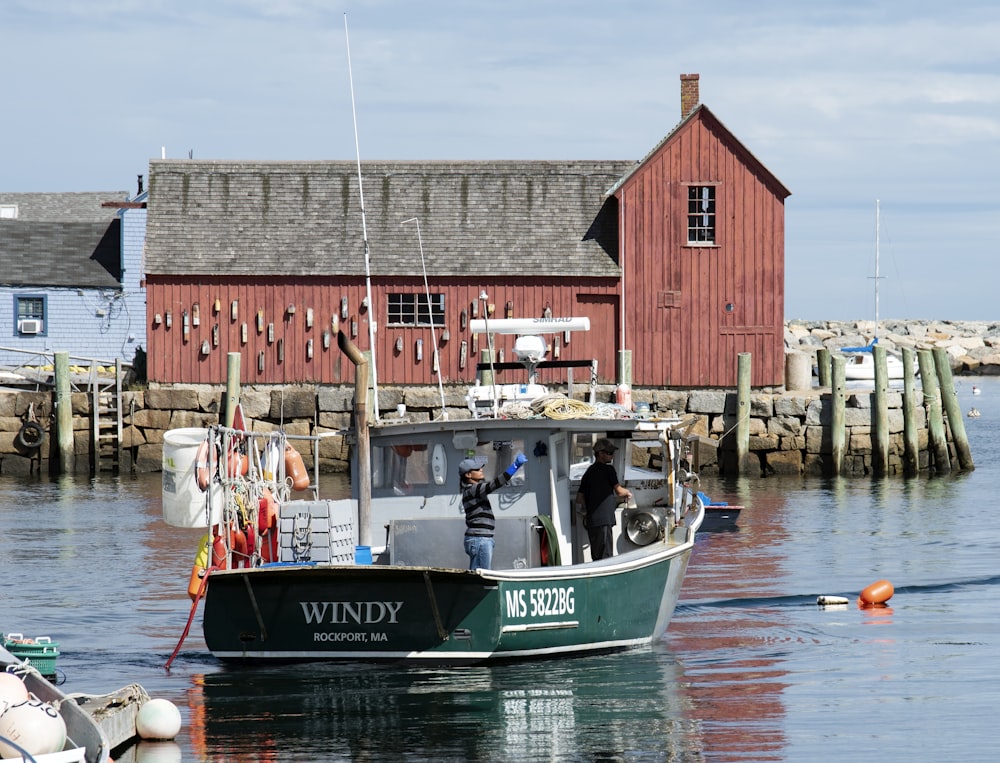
872, 345, 890, 476
816, 348, 831, 388
933, 347, 975, 472
830, 354, 846, 475
736, 352, 751, 475
54, 351, 73, 476
917, 349, 950, 474
224, 352, 241, 427
901, 347, 919, 476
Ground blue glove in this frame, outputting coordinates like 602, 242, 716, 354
505, 453, 527, 477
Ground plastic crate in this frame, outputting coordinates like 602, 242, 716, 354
3, 633, 60, 676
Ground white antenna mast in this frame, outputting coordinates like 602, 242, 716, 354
344, 14, 380, 418
403, 218, 448, 420
874, 199, 881, 343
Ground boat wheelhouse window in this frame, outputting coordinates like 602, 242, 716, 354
686, 185, 716, 244
387, 293, 445, 327
465, 439, 527, 487
373, 443, 431, 494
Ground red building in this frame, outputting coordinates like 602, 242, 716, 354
143, 74, 789, 388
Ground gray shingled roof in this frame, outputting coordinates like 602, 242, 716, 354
144, 160, 636, 278
0, 192, 126, 222
0, 192, 128, 288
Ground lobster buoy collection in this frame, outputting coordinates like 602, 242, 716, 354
858, 579, 894, 607
285, 444, 310, 491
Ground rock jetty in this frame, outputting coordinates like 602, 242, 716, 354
784, 319, 1000, 374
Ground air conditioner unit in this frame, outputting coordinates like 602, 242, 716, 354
18, 319, 42, 334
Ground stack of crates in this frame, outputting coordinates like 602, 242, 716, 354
278, 500, 355, 564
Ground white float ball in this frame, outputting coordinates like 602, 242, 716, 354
0, 673, 29, 707
136, 698, 182, 740
0, 699, 67, 758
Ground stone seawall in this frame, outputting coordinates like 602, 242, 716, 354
2, 318, 984, 477
0, 377, 953, 479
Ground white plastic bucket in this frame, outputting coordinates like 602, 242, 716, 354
162, 428, 221, 528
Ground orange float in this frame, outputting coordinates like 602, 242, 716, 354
258, 488, 277, 534
858, 579, 894, 606
285, 444, 310, 491
211, 531, 228, 570
195, 438, 213, 492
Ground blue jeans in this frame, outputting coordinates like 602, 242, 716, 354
464, 536, 495, 570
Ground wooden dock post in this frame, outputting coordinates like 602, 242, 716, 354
225, 352, 241, 427
872, 345, 890, 476
54, 351, 73, 476
736, 352, 752, 475
830, 354, 846, 475
917, 349, 951, 474
901, 347, 919, 476
816, 348, 831, 388
933, 347, 975, 472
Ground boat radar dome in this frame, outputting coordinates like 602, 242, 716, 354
513, 335, 547, 364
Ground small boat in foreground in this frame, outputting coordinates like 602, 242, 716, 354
167, 317, 704, 665
0, 644, 112, 763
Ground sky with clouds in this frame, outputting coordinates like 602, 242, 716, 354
3, 1, 998, 321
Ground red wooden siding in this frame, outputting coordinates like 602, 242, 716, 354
617, 113, 786, 388
146, 276, 620, 386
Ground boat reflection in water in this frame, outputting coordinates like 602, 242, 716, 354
184, 646, 701, 761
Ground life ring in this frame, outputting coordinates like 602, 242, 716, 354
17, 421, 45, 449
195, 438, 213, 492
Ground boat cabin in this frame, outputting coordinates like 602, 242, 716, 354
351, 416, 685, 570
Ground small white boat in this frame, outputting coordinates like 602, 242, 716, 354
841, 342, 910, 381
0, 644, 112, 763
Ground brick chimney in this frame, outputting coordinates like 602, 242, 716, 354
680, 73, 700, 118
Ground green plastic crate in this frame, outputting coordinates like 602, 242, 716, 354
3, 634, 60, 676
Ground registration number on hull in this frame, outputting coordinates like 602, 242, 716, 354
504, 586, 575, 620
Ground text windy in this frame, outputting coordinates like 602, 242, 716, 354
300, 601, 403, 625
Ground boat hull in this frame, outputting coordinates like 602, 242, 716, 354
202, 540, 694, 664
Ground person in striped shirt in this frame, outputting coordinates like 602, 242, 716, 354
459, 453, 527, 570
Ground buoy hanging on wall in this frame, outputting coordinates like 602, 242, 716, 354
858, 579, 894, 606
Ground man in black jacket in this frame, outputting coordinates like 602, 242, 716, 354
575, 438, 632, 561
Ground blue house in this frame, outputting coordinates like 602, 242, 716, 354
0, 182, 148, 375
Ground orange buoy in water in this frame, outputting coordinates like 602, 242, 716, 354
858, 579, 894, 606
285, 444, 310, 491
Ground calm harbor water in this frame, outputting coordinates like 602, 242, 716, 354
3, 377, 1000, 761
